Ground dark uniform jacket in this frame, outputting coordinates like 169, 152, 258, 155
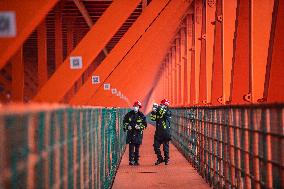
150, 106, 172, 141
123, 110, 147, 145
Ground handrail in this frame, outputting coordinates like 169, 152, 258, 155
170, 104, 283, 189
0, 104, 129, 189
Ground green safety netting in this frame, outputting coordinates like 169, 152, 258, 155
0, 107, 129, 189
170, 105, 283, 189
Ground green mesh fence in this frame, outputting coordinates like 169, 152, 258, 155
0, 107, 129, 189
170, 105, 283, 189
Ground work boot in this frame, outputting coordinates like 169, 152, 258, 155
155, 158, 164, 165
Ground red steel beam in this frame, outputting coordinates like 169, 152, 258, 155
266, 0, 284, 102
169, 53, 173, 104
251, 0, 275, 103
0, 0, 58, 69
142, 0, 148, 11
231, 0, 250, 104
180, 28, 186, 105
173, 45, 178, 106
89, 0, 192, 106
70, 0, 171, 105
185, 14, 193, 105
73, 0, 108, 56
33, 0, 141, 103
211, 0, 223, 105
73, 0, 93, 28
170, 50, 174, 105
55, 5, 63, 69
222, 0, 238, 104
205, 1, 216, 104
199, 1, 206, 105
194, 0, 202, 104
11, 48, 24, 102
37, 20, 48, 89
66, 18, 75, 55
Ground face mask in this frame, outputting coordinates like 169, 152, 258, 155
133, 106, 139, 112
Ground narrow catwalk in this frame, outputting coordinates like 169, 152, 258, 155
112, 125, 210, 189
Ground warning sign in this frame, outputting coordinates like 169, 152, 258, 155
0, 12, 16, 37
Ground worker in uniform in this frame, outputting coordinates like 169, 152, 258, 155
150, 99, 172, 165
123, 101, 147, 165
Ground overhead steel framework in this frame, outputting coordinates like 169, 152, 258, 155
0, 0, 283, 112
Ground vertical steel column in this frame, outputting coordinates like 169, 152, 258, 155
186, 14, 193, 105
265, 0, 284, 103
222, 0, 238, 104
166, 57, 170, 100
66, 18, 75, 99
164, 57, 166, 100
190, 14, 196, 105
175, 36, 181, 105
194, 0, 202, 104
37, 21, 48, 89
251, 0, 275, 103
162, 62, 165, 100
174, 41, 179, 106
231, 0, 250, 104
180, 27, 186, 105
171, 47, 176, 106
67, 18, 75, 55
211, 0, 223, 105
55, 6, 63, 69
11, 48, 24, 102
205, 1, 216, 104
199, 2, 206, 105
169, 53, 173, 103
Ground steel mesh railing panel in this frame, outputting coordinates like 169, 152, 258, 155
0, 106, 128, 189
170, 105, 283, 189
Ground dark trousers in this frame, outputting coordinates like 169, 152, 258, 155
153, 138, 169, 161
129, 143, 140, 162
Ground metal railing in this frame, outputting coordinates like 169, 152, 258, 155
0, 104, 128, 189
171, 104, 283, 189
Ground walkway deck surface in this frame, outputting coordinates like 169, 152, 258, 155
112, 126, 210, 189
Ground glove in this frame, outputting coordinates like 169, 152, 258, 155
128, 126, 132, 130
135, 125, 140, 130
159, 107, 166, 114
